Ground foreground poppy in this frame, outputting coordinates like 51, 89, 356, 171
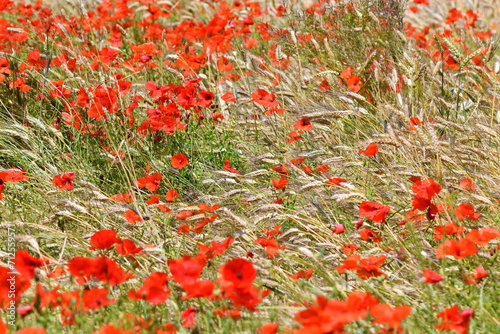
171, 153, 188, 169
52, 172, 76, 191
358, 143, 378, 156
359, 201, 391, 223
436, 305, 474, 334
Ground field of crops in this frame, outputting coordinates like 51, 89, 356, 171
1, 0, 500, 333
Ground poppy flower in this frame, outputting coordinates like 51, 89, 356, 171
464, 265, 488, 285
218, 258, 256, 290
341, 243, 360, 255
167, 255, 205, 286
221, 91, 236, 102
146, 195, 160, 205
412, 178, 442, 201
196, 90, 214, 108
359, 143, 378, 156
89, 230, 119, 250
124, 210, 142, 225
128, 272, 170, 305
14, 250, 49, 280
455, 203, 480, 220
136, 173, 162, 192
294, 118, 313, 131
181, 306, 197, 328
158, 204, 172, 212
255, 237, 285, 259
115, 239, 143, 256
172, 153, 188, 169
370, 303, 412, 329
337, 254, 387, 280
110, 192, 135, 203
52, 172, 76, 191
436, 238, 478, 260
286, 131, 302, 143
359, 201, 391, 223
272, 178, 288, 189
434, 222, 466, 240
224, 159, 238, 173
258, 324, 278, 334
465, 227, 499, 246
436, 304, 474, 334
290, 268, 313, 280
460, 178, 475, 191
165, 189, 179, 201
423, 269, 443, 283
359, 228, 382, 242
333, 224, 345, 234
326, 178, 346, 187
181, 280, 215, 300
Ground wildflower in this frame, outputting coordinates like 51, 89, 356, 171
291, 268, 313, 280
358, 143, 378, 156
294, 118, 313, 131
359, 201, 390, 223
436, 305, 474, 334
423, 269, 443, 283
171, 153, 188, 169
52, 172, 76, 191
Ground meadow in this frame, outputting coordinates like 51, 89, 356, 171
0, 0, 500, 333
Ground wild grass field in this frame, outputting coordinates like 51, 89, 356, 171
1, 0, 500, 333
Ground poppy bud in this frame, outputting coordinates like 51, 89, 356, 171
333, 224, 345, 234
356, 218, 364, 229
140, 54, 150, 63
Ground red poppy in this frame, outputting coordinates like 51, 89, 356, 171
255, 237, 285, 259
124, 210, 142, 225
128, 272, 170, 305
341, 243, 360, 255
412, 178, 442, 201
286, 131, 302, 143
172, 153, 188, 169
52, 172, 76, 191
136, 173, 162, 192
218, 258, 256, 290
294, 118, 313, 131
221, 91, 236, 102
423, 269, 443, 283
146, 195, 160, 205
271, 178, 288, 189
14, 328, 46, 334
459, 178, 475, 191
436, 238, 478, 260
436, 304, 474, 334
290, 268, 313, 280
359, 228, 382, 242
434, 222, 466, 240
165, 189, 179, 201
359, 143, 378, 156
359, 201, 390, 223
115, 239, 143, 256
326, 178, 347, 187
337, 254, 387, 280
455, 203, 480, 220
14, 250, 49, 280
181, 279, 215, 300
110, 192, 135, 203
89, 230, 119, 250
167, 255, 205, 287
333, 224, 345, 234
258, 324, 278, 334
224, 159, 239, 173
370, 303, 412, 329
464, 265, 488, 285
195, 90, 214, 108
465, 227, 499, 246
181, 306, 197, 328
